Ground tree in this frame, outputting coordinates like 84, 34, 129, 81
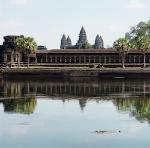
81, 42, 92, 49
127, 19, 150, 47
137, 35, 150, 67
147, 20, 150, 35
15, 37, 37, 67
113, 38, 131, 68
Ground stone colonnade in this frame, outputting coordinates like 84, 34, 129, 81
3, 52, 150, 65
37, 54, 150, 64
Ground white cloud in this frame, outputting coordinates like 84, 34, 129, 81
126, 0, 146, 9
9, 0, 31, 6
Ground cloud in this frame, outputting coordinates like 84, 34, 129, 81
126, 0, 146, 9
9, 0, 31, 6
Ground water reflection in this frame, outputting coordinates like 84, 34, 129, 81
113, 98, 150, 124
0, 77, 150, 123
0, 97, 37, 115
1, 78, 150, 98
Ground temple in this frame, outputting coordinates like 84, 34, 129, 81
0, 27, 150, 67
60, 27, 104, 49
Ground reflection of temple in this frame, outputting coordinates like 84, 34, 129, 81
1, 78, 150, 98
1, 78, 150, 115
0, 79, 37, 115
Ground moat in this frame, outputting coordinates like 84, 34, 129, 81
0, 77, 150, 148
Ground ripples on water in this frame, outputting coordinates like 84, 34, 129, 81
0, 77, 150, 148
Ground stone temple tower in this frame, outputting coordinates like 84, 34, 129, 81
60, 34, 67, 49
94, 35, 104, 49
67, 36, 72, 48
77, 27, 88, 48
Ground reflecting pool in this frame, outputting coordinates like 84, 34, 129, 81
0, 77, 150, 148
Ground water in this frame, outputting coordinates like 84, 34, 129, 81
0, 77, 150, 148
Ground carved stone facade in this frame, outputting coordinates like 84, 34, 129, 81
1, 35, 37, 65
2, 36, 23, 65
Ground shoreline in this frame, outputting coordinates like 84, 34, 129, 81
2, 67, 150, 78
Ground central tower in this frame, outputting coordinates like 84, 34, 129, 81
76, 27, 88, 48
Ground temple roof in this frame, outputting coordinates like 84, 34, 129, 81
36, 48, 145, 54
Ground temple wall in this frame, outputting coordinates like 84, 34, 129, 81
36, 52, 150, 65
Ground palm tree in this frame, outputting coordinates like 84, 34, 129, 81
137, 35, 150, 68
113, 38, 131, 68
15, 37, 37, 67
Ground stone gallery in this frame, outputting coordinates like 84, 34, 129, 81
0, 27, 150, 67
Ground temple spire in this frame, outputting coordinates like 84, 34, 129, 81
99, 35, 104, 48
60, 34, 67, 49
77, 26, 88, 48
67, 36, 72, 48
94, 34, 104, 49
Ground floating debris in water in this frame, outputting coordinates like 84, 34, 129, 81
17, 122, 30, 126
93, 130, 121, 134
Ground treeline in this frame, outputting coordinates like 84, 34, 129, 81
113, 19, 150, 68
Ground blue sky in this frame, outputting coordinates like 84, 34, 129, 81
0, 0, 150, 49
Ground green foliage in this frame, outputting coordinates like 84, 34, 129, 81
113, 38, 131, 54
81, 42, 92, 49
113, 98, 150, 123
137, 35, 150, 53
3, 98, 37, 115
15, 37, 37, 55
113, 38, 131, 68
131, 21, 148, 37
126, 19, 150, 48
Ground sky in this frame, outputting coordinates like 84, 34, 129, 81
0, 0, 150, 49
